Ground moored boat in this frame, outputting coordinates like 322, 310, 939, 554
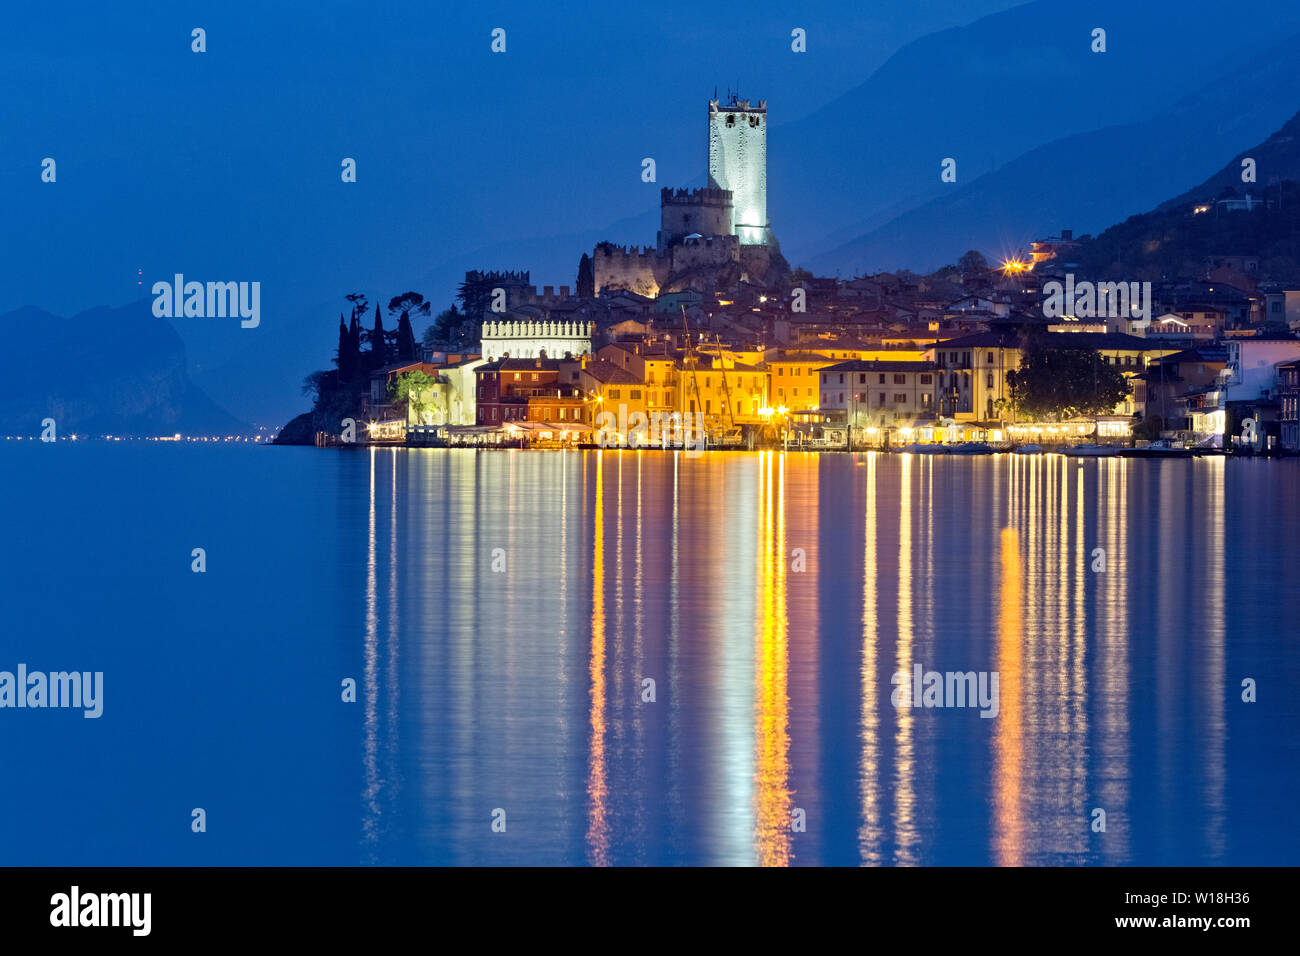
950, 441, 994, 455
1064, 443, 1120, 457
1121, 439, 1193, 459
1012, 443, 1043, 454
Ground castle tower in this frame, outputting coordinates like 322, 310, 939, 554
708, 95, 768, 246
657, 187, 733, 252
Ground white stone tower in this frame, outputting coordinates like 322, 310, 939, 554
708, 95, 768, 246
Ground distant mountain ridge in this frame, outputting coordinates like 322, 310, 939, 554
0, 303, 249, 436
809, 26, 1300, 276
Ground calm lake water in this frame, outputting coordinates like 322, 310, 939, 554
2, 444, 1297, 866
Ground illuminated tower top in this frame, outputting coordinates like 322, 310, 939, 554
708, 95, 768, 246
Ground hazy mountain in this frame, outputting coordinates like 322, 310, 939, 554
49, 1, 1298, 427
0, 303, 248, 436
811, 28, 1300, 276
1065, 113, 1300, 277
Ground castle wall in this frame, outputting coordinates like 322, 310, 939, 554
593, 245, 668, 297
670, 235, 739, 273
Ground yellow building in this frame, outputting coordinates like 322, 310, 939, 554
926, 329, 1181, 421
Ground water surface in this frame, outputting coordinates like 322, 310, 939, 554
2, 445, 1296, 865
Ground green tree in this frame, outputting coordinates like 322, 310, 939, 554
1006, 343, 1128, 421
389, 369, 435, 421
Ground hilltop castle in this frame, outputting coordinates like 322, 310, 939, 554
593, 95, 787, 298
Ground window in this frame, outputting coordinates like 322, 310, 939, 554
531, 373, 538, 381
859, 373, 866, 384
878, 374, 886, 384
920, 374, 932, 385
893, 374, 906, 385
893, 393, 907, 404
839, 373, 844, 384
922, 393, 932, 407
823, 393, 828, 405
838, 393, 844, 403
986, 374, 994, 388
630, 389, 642, 400
878, 392, 886, 406
987, 353, 994, 364
514, 373, 521, 381
609, 389, 620, 399
543, 408, 551, 420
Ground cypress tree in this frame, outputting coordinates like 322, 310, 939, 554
577, 253, 595, 298
397, 310, 416, 361
336, 314, 352, 382
370, 302, 387, 368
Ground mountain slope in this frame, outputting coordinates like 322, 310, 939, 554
0, 303, 249, 436
810, 28, 1300, 275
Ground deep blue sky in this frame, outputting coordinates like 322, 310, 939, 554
2, 0, 1026, 318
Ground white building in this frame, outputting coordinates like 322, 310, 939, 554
479, 319, 593, 362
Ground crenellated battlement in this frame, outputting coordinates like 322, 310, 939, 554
660, 186, 733, 206
595, 242, 660, 258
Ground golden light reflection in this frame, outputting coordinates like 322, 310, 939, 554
1096, 460, 1130, 862
753, 451, 793, 866
362, 447, 380, 851
893, 454, 918, 864
993, 525, 1024, 866
859, 453, 882, 864
586, 451, 609, 865
1201, 458, 1226, 858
